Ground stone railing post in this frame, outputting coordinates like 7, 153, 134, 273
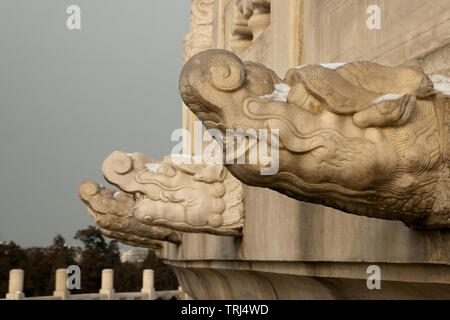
6, 269, 25, 300
53, 268, 70, 300
141, 269, 154, 300
99, 269, 115, 300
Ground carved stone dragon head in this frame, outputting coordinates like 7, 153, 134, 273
79, 151, 244, 241
180, 49, 450, 228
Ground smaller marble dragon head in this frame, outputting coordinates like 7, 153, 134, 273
79, 151, 245, 248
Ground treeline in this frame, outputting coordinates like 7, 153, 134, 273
0, 226, 178, 297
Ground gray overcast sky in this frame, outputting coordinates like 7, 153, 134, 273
0, 1, 191, 246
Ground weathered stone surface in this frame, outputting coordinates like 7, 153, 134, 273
170, 262, 450, 299
79, 180, 181, 248
79, 152, 245, 244
77, 0, 450, 300
180, 48, 450, 228
100, 229, 164, 251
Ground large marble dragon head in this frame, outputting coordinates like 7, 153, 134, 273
180, 49, 450, 228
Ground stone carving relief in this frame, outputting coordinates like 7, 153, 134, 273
230, 0, 271, 55
183, 0, 215, 63
79, 152, 245, 244
179, 49, 450, 228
